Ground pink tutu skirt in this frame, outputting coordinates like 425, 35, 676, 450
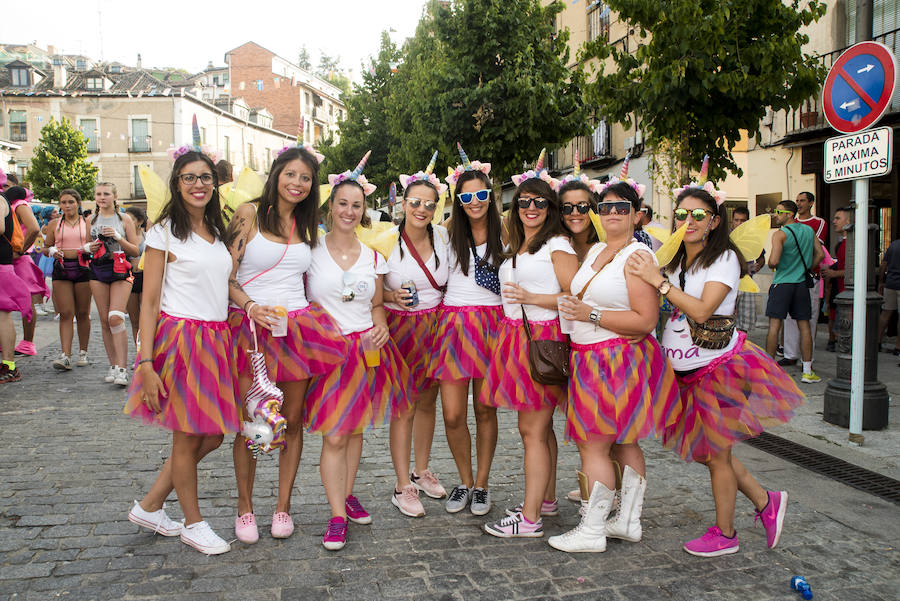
124, 312, 241, 435
664, 332, 804, 463
0, 264, 33, 320
479, 317, 566, 412
228, 304, 348, 382
13, 254, 49, 299
566, 337, 681, 443
429, 305, 502, 381
386, 306, 440, 396
304, 328, 414, 435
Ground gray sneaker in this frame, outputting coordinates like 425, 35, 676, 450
470, 487, 492, 516
445, 485, 471, 514
53, 354, 72, 371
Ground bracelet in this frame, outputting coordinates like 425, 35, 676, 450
114, 230, 123, 241
242, 299, 255, 311
244, 301, 258, 315
138, 358, 153, 365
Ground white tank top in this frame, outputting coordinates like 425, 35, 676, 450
235, 224, 311, 311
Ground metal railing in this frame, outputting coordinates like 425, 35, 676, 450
785, 28, 900, 135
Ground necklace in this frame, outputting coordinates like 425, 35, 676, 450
327, 235, 355, 262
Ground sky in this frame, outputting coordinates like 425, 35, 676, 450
2, 0, 428, 78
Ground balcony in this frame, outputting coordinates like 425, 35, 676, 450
129, 136, 151, 153
549, 121, 611, 173
784, 28, 900, 137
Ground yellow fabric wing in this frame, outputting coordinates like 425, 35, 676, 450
320, 184, 332, 207
739, 274, 760, 293
219, 168, 264, 223
356, 222, 399, 258
139, 166, 169, 224
432, 190, 447, 226
645, 226, 672, 244
655, 223, 688, 266
729, 214, 770, 261
588, 210, 607, 243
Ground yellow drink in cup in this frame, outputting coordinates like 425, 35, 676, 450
362, 332, 381, 367
272, 306, 288, 337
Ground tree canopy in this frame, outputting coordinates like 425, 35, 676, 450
28, 118, 98, 202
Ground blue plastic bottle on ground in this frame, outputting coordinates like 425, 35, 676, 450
790, 576, 813, 600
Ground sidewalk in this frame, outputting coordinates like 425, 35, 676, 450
0, 310, 897, 601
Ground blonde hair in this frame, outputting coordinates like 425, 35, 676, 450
95, 181, 118, 197
92, 181, 121, 224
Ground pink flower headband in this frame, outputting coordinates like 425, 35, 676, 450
671, 154, 726, 206
446, 142, 491, 186
167, 115, 219, 164
598, 152, 646, 198
511, 148, 561, 191
276, 142, 325, 164
328, 150, 377, 197
399, 150, 449, 196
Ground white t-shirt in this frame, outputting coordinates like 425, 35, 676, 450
443, 242, 502, 307
235, 225, 311, 311
570, 241, 654, 344
661, 250, 740, 371
384, 225, 449, 311
144, 221, 232, 322
307, 238, 388, 335
500, 236, 576, 321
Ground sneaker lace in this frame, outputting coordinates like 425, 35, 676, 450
496, 513, 521, 527
472, 488, 488, 505
420, 470, 439, 486
346, 495, 365, 513
449, 486, 468, 503
703, 526, 723, 540
326, 520, 345, 538
151, 503, 169, 535
401, 487, 419, 503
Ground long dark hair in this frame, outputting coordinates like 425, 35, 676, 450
448, 170, 503, 275
398, 181, 440, 268
558, 180, 598, 245
256, 147, 321, 247
508, 178, 564, 256
665, 188, 746, 277
159, 151, 226, 242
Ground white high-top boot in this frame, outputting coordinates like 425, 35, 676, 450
605, 465, 646, 542
548, 470, 615, 553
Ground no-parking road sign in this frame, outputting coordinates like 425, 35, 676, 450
823, 41, 898, 134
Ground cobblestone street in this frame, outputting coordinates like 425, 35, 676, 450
1, 315, 898, 601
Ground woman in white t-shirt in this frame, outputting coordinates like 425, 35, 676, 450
383, 165, 451, 518
627, 183, 804, 558
225, 146, 348, 544
480, 166, 578, 539
430, 149, 503, 517
549, 180, 681, 554
124, 149, 242, 555
304, 158, 413, 551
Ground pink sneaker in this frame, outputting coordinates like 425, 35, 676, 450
392, 485, 425, 517
322, 516, 348, 550
683, 526, 739, 557
271, 511, 294, 539
411, 469, 447, 499
483, 512, 543, 538
755, 490, 787, 548
234, 512, 259, 544
345, 494, 372, 524
14, 340, 36, 356
505, 498, 559, 517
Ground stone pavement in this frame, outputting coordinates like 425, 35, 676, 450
0, 311, 898, 601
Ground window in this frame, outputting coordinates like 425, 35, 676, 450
86, 77, 103, 90
9, 110, 27, 142
109, 65, 122, 74
133, 165, 146, 199
248, 142, 256, 170
10, 67, 30, 87
79, 118, 99, 152
131, 118, 150, 152
265, 148, 272, 171
200, 127, 206, 144
587, 2, 610, 43
224, 135, 231, 161
75, 59, 86, 71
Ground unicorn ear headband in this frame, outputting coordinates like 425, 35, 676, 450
446, 142, 492, 186
511, 147, 561, 191
276, 122, 325, 163
167, 115, 220, 164
560, 150, 605, 195
399, 150, 449, 196
328, 150, 377, 197
672, 154, 726, 206
598, 153, 646, 198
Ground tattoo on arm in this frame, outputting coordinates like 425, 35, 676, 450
228, 277, 245, 293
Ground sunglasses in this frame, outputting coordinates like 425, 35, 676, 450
458, 189, 490, 204
406, 197, 437, 212
597, 201, 633, 215
561, 202, 591, 215
674, 208, 711, 222
773, 208, 794, 215
517, 196, 550, 210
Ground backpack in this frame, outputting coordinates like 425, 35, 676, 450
2, 202, 25, 254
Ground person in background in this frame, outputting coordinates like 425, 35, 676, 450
640, 202, 663, 252
731, 207, 765, 333
877, 237, 900, 354
0, 193, 33, 382
216, 160, 234, 185
5, 186, 48, 356
823, 207, 851, 352
125, 206, 149, 343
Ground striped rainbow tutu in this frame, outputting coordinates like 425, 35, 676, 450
304, 328, 414, 435
429, 305, 502, 381
479, 317, 566, 412
13, 254, 49, 299
664, 332, 804, 463
124, 312, 240, 435
386, 306, 439, 396
228, 303, 348, 382
0, 264, 33, 320
566, 337, 681, 443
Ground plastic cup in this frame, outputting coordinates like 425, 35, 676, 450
362, 332, 381, 367
271, 306, 288, 338
557, 296, 575, 335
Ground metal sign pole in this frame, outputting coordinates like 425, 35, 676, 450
849, 178, 868, 445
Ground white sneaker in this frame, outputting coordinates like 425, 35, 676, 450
114, 366, 129, 386
34, 306, 47, 317
76, 350, 89, 367
180, 520, 231, 555
104, 365, 116, 383
53, 354, 73, 371
127, 500, 182, 537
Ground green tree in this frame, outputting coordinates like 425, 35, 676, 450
583, 0, 827, 184
387, 0, 588, 183
297, 45, 312, 71
316, 51, 352, 96
28, 118, 98, 202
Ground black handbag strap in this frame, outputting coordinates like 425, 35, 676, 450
786, 226, 811, 273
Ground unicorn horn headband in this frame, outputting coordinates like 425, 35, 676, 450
446, 143, 491, 186
672, 154, 726, 206
276, 118, 324, 164
399, 150, 448, 195
598, 152, 646, 198
511, 147, 560, 191
168, 114, 219, 164
561, 149, 604, 193
328, 150, 376, 197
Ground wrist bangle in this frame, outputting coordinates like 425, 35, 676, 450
242, 299, 255, 312
138, 358, 153, 365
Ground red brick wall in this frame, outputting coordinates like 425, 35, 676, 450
227, 42, 299, 134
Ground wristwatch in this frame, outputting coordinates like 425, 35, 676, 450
657, 279, 672, 296
589, 308, 602, 327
